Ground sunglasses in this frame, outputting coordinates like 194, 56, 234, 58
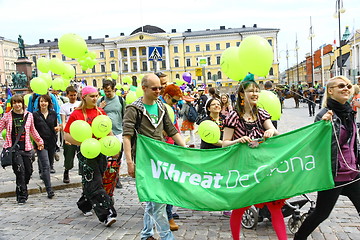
330, 83, 352, 90
171, 98, 179, 103
147, 86, 164, 91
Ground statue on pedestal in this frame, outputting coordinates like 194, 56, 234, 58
11, 71, 28, 89
18, 35, 26, 58
20, 72, 28, 88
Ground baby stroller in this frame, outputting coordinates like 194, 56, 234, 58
241, 194, 315, 234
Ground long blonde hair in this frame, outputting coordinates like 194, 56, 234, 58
322, 75, 353, 108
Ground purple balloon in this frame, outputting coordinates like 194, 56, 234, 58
180, 84, 187, 90
182, 72, 192, 83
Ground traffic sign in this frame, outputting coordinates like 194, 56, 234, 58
195, 68, 203, 76
198, 57, 208, 67
148, 47, 163, 61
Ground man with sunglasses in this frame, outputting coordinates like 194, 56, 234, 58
123, 73, 185, 240
155, 72, 168, 95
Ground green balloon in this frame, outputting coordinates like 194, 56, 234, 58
122, 76, 132, 84
39, 73, 52, 88
70, 120, 92, 142
24, 93, 31, 106
1, 129, 6, 140
52, 77, 64, 90
80, 138, 101, 159
62, 64, 75, 80
115, 83, 122, 90
116, 90, 122, 96
220, 46, 247, 81
165, 104, 175, 123
257, 90, 281, 120
58, 33, 88, 59
198, 120, 220, 144
30, 77, 48, 95
238, 35, 273, 77
130, 85, 137, 91
135, 86, 143, 97
50, 58, 66, 75
175, 78, 185, 86
88, 51, 97, 59
99, 136, 121, 156
91, 115, 112, 138
111, 72, 118, 80
100, 89, 105, 96
125, 91, 137, 104
37, 58, 50, 73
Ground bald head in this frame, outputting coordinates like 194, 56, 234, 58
142, 73, 160, 87
142, 73, 162, 102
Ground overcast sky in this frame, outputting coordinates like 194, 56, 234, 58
1, 0, 358, 72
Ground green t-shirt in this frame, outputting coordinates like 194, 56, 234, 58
144, 103, 159, 124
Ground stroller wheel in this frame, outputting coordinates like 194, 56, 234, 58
241, 207, 258, 229
288, 217, 302, 234
300, 213, 308, 223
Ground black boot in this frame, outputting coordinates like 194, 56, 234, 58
63, 170, 70, 183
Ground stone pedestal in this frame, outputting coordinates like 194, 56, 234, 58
15, 57, 33, 89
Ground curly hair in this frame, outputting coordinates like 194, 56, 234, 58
235, 80, 260, 117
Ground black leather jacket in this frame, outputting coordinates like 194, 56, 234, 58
315, 108, 360, 179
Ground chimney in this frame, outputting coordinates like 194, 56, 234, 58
242, 25, 246, 28
220, 26, 225, 30
88, 36, 92, 40
105, 35, 109, 38
171, 29, 176, 33
39, 39, 44, 44
120, 33, 124, 36
187, 29, 191, 32
206, 29, 210, 31
253, 24, 257, 28
47, 40, 51, 42
54, 38, 58, 42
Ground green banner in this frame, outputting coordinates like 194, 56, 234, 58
135, 121, 334, 211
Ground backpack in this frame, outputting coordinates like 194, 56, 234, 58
186, 104, 198, 123
101, 96, 125, 118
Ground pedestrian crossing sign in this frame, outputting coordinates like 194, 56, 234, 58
148, 47, 163, 61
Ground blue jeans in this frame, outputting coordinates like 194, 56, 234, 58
166, 204, 173, 220
37, 149, 53, 192
141, 202, 174, 240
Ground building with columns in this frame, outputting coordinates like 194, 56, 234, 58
25, 25, 280, 88
0, 36, 18, 89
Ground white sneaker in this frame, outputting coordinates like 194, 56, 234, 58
83, 211, 93, 217
104, 217, 116, 227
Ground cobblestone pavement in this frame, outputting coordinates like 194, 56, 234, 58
0, 99, 359, 240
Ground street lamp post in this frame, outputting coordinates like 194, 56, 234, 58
295, 34, 300, 85
309, 16, 315, 87
335, 0, 346, 75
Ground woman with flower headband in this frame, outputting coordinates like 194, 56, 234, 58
64, 86, 117, 227
294, 76, 360, 239
222, 74, 285, 240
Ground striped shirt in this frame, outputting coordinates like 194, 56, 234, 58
223, 108, 270, 140
0, 110, 44, 151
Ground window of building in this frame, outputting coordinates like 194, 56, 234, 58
216, 43, 220, 50
236, 42, 241, 47
217, 71, 222, 79
174, 59, 179, 67
185, 46, 190, 52
101, 64, 105, 72
32, 56, 37, 64
207, 57, 211, 66
123, 50, 127, 57
92, 66, 96, 73
124, 63, 128, 72
268, 39, 272, 46
226, 43, 230, 48
175, 73, 180, 79
269, 67, 273, 76
110, 50, 114, 58
82, 70, 86, 74
197, 76, 201, 81
186, 58, 191, 67
93, 79, 97, 87
62, 54, 66, 61
162, 61, 166, 69
206, 44, 210, 51
174, 46, 178, 53
100, 52, 104, 58
133, 62, 137, 71
207, 72, 212, 80
196, 45, 200, 52
142, 48, 146, 55
111, 63, 116, 72
132, 49, 136, 56
142, 61, 147, 71
52, 55, 56, 58
216, 56, 221, 65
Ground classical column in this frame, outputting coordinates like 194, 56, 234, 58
136, 46, 140, 73
127, 47, 131, 72
165, 44, 170, 70
146, 47, 151, 72
118, 47, 123, 74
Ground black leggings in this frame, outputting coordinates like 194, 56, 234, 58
294, 178, 360, 240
